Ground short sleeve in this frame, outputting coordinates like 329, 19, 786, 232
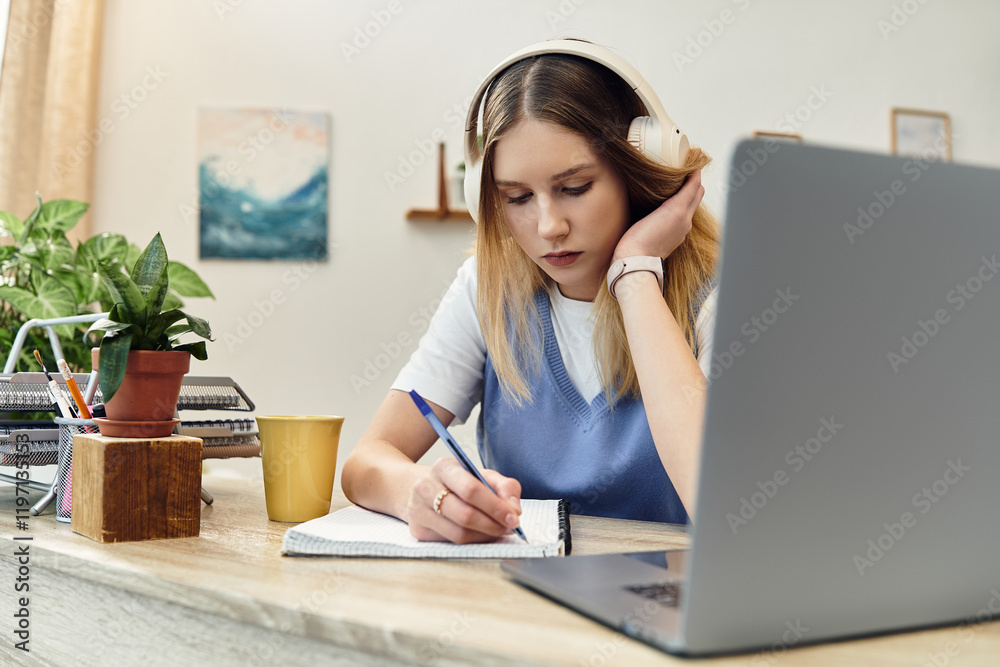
390, 256, 487, 425
694, 286, 719, 381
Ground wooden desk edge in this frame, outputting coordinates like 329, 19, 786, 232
0, 476, 692, 666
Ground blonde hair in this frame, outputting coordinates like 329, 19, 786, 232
475, 52, 720, 407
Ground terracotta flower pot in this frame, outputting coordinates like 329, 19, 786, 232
91, 348, 191, 422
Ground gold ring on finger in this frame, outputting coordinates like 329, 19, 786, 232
433, 488, 450, 515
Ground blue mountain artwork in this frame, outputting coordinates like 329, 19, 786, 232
199, 162, 328, 261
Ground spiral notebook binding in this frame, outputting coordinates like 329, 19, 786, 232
0, 374, 255, 412
175, 418, 261, 459
557, 499, 572, 556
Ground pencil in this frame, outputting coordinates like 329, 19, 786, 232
57, 359, 92, 418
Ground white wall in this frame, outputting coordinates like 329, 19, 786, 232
91, 0, 1000, 482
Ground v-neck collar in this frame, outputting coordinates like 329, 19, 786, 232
534, 291, 610, 427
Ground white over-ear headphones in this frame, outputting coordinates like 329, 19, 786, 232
463, 39, 690, 223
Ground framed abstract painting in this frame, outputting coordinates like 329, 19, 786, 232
198, 108, 330, 260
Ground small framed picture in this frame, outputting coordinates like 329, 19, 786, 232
891, 108, 952, 162
752, 131, 803, 144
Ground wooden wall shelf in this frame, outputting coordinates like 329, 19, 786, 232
405, 142, 473, 222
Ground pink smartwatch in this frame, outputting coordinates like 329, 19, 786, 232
606, 256, 664, 299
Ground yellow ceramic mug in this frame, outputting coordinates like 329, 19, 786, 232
255, 415, 344, 522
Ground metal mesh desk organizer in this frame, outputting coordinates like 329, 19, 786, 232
0, 373, 261, 512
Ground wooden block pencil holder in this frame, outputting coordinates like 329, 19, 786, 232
71, 433, 203, 543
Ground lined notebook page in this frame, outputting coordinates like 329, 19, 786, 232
282, 499, 568, 558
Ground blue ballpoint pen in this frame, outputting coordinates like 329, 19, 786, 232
409, 390, 528, 542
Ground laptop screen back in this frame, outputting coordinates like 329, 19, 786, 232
681, 140, 1000, 653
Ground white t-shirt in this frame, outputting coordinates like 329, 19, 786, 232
391, 256, 718, 425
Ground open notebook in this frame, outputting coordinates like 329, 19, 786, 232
282, 499, 571, 558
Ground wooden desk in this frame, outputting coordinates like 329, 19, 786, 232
1, 478, 998, 666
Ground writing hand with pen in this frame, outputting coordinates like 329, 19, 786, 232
405, 391, 525, 544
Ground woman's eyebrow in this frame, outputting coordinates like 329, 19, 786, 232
494, 163, 596, 188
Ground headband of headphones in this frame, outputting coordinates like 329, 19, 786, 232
463, 40, 690, 222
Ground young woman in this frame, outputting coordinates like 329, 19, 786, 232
342, 41, 720, 544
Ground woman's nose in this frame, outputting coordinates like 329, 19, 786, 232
536, 199, 569, 241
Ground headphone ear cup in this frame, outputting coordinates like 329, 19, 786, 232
627, 116, 690, 167
671, 126, 690, 168
627, 116, 663, 163
464, 159, 483, 223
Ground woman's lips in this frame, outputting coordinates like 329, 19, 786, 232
543, 252, 582, 267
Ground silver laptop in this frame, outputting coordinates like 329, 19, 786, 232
502, 139, 1000, 656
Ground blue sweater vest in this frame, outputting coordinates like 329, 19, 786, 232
476, 291, 691, 524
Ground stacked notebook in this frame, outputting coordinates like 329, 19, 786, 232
282, 499, 571, 559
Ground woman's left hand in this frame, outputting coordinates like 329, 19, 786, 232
612, 169, 704, 262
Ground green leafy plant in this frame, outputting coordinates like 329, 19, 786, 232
88, 233, 213, 403
0, 195, 213, 376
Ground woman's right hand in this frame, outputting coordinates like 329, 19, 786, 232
405, 457, 523, 543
